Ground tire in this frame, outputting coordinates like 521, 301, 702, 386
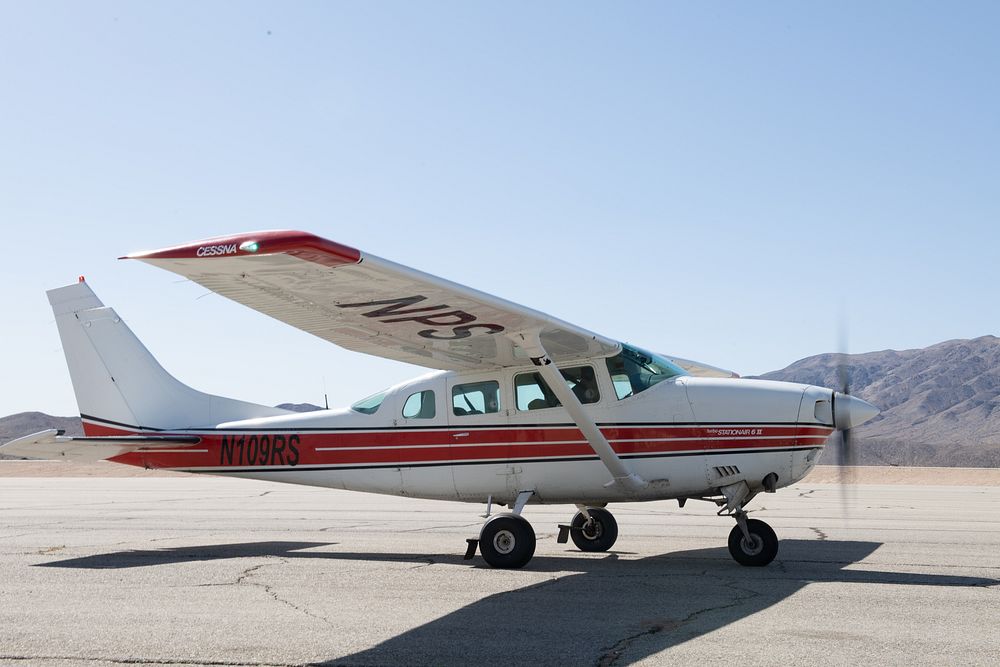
727, 519, 778, 566
570, 507, 619, 552
479, 514, 536, 569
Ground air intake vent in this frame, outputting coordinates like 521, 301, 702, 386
714, 465, 741, 477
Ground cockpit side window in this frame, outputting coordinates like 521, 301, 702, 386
452, 381, 501, 416
606, 345, 686, 400
515, 366, 600, 410
403, 390, 436, 419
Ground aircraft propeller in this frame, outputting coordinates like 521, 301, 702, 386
831, 337, 879, 507
835, 353, 856, 472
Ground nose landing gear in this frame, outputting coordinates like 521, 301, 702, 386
715, 481, 779, 566
727, 511, 778, 566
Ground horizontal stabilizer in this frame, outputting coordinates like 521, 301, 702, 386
0, 429, 202, 462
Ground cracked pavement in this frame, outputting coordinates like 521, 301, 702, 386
1, 473, 998, 666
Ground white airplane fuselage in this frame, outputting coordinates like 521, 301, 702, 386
97, 368, 837, 506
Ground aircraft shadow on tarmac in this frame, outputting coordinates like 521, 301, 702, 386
39, 539, 997, 666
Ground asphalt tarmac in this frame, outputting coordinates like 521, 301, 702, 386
1, 471, 998, 666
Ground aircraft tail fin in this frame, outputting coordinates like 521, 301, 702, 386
47, 280, 289, 433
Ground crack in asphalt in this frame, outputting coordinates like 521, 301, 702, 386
594, 578, 763, 667
810, 527, 829, 541
236, 558, 336, 629
318, 524, 370, 531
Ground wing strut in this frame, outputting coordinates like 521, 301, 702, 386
509, 332, 649, 494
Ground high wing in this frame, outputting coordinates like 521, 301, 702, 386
1, 429, 202, 462
125, 230, 620, 370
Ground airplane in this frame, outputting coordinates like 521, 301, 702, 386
2, 230, 880, 569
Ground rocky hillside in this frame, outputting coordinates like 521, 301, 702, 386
0, 412, 84, 460
0, 412, 84, 444
757, 335, 1000, 467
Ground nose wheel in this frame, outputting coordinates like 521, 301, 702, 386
727, 514, 778, 566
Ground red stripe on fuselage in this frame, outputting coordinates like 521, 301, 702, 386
96, 421, 835, 471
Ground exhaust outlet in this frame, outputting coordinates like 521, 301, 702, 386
762, 472, 779, 493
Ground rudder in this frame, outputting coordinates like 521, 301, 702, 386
48, 280, 288, 433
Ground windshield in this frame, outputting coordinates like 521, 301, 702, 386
606, 344, 687, 399
350, 390, 388, 415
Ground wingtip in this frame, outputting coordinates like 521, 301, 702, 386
119, 230, 362, 267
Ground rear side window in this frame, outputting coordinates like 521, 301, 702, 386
351, 390, 387, 415
515, 366, 600, 410
402, 390, 436, 419
452, 381, 501, 416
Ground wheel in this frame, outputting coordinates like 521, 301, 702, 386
727, 519, 778, 566
479, 514, 536, 569
570, 507, 619, 552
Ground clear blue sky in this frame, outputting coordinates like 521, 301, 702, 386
2, 1, 997, 417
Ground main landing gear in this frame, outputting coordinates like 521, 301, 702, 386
464, 491, 538, 569
464, 483, 779, 569
465, 493, 621, 569
559, 506, 618, 552
477, 514, 536, 569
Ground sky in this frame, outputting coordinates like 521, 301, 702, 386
1, 1, 998, 417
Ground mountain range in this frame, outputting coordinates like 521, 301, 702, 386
3, 336, 998, 466
756, 335, 1000, 467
